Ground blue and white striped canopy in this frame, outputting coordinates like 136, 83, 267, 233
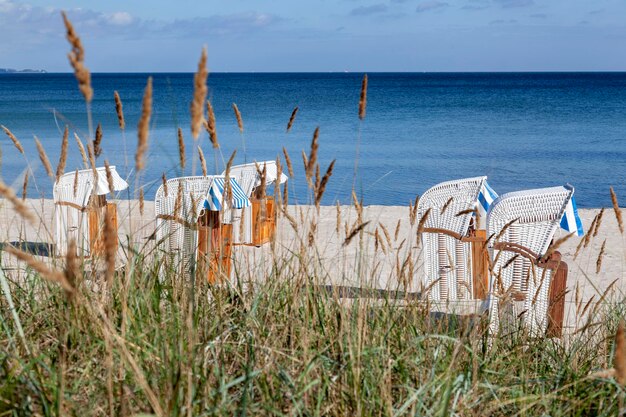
477, 181, 498, 218
560, 196, 584, 236
204, 177, 251, 211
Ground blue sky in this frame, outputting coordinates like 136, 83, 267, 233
1, 0, 626, 72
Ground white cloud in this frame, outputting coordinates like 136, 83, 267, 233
415, 1, 449, 13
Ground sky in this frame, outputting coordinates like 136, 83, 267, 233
1, 0, 626, 72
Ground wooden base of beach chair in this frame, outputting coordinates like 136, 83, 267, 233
543, 251, 568, 337
88, 198, 118, 257
252, 197, 276, 246
197, 211, 233, 283
470, 230, 489, 299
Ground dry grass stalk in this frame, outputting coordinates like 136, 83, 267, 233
74, 133, 88, 168
232, 103, 244, 133
93, 123, 103, 158
254, 163, 267, 201
274, 157, 283, 212
593, 208, 604, 238
5, 245, 73, 295
314, 164, 321, 193
283, 181, 289, 207
305, 127, 320, 184
174, 185, 183, 218
308, 221, 317, 247
394, 219, 401, 242
440, 197, 453, 215
86, 143, 98, 182
596, 239, 606, 274
198, 146, 208, 177
1, 125, 24, 154
301, 151, 308, 176
379, 223, 392, 247
358, 74, 368, 120
64, 239, 80, 291
223, 150, 237, 204
35, 137, 54, 179
416, 208, 432, 240
73, 169, 79, 198
286, 107, 299, 132
21, 172, 28, 201
56, 126, 69, 182
582, 215, 598, 249
113, 91, 125, 129
104, 161, 115, 197
177, 127, 186, 169
343, 221, 370, 246
136, 77, 153, 172
315, 159, 335, 207
206, 100, 219, 148
139, 189, 145, 216
61, 11, 93, 102
190, 48, 208, 139
336, 202, 341, 234
615, 322, 626, 385
543, 233, 573, 261
610, 187, 623, 234
282, 147, 295, 178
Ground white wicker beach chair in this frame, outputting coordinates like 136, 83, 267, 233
154, 176, 214, 274
53, 167, 128, 256
223, 161, 288, 244
417, 176, 488, 300
486, 185, 574, 337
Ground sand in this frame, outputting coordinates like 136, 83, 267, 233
0, 199, 624, 333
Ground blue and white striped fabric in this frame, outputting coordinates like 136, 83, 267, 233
560, 196, 584, 236
204, 177, 251, 211
477, 181, 498, 217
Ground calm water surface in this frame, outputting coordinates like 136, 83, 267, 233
0, 72, 624, 207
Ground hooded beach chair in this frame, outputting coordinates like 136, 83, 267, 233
223, 161, 288, 245
154, 175, 250, 282
416, 176, 497, 301
486, 184, 583, 337
53, 167, 128, 256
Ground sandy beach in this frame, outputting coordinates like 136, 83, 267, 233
1, 199, 624, 333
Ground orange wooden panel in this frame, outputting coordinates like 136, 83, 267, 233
471, 230, 489, 299
251, 197, 276, 246
197, 211, 233, 283
546, 251, 567, 338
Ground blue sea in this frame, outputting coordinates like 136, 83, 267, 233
0, 72, 625, 207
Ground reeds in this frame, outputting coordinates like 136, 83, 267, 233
56, 126, 69, 182
315, 159, 335, 207
178, 127, 186, 169
162, 173, 169, 197
358, 74, 368, 120
305, 127, 319, 184
610, 187, 623, 234
198, 146, 207, 177
135, 77, 153, 172
35, 136, 54, 179
190, 48, 208, 139
61, 11, 92, 103
596, 239, 606, 274
286, 107, 298, 132
114, 91, 125, 129
74, 133, 88, 168
283, 147, 294, 178
139, 189, 145, 215
233, 103, 244, 133
103, 207, 117, 286
1, 125, 24, 154
104, 161, 115, 197
94, 123, 103, 158
206, 100, 219, 148
21, 172, 28, 201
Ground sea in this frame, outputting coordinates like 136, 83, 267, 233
0, 72, 625, 208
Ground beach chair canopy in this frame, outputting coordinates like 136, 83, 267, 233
204, 177, 251, 211
416, 176, 496, 300
486, 184, 577, 336
54, 166, 128, 206
224, 161, 288, 196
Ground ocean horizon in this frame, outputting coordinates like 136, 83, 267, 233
1, 71, 624, 207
